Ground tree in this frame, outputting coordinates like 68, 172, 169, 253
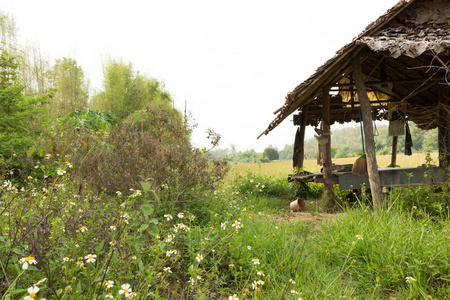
20, 42, 52, 96
0, 11, 17, 53
263, 147, 279, 161
48, 58, 89, 116
279, 144, 293, 160
91, 57, 173, 120
0, 47, 53, 167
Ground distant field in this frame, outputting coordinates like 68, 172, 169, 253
230, 152, 439, 179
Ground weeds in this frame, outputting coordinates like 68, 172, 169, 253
2, 157, 449, 299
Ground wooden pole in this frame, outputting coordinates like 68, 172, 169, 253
351, 54, 383, 209
438, 85, 450, 172
390, 136, 398, 167
322, 87, 333, 198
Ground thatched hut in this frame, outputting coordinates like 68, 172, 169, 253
258, 0, 449, 207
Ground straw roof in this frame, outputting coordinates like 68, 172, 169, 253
259, 0, 450, 138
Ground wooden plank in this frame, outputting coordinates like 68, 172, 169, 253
314, 176, 339, 184
351, 54, 383, 209
381, 183, 444, 188
329, 76, 445, 87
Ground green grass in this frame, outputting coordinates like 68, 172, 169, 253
1, 165, 449, 299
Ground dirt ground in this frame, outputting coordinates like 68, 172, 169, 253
271, 210, 343, 225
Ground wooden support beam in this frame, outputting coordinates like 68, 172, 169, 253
401, 81, 439, 103
328, 76, 445, 88
390, 136, 398, 167
351, 54, 383, 209
322, 87, 334, 198
365, 55, 386, 81
438, 85, 450, 173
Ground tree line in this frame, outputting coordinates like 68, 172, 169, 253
209, 122, 438, 163
0, 11, 187, 167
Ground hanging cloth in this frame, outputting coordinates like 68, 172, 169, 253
293, 127, 301, 168
389, 104, 405, 136
405, 121, 413, 156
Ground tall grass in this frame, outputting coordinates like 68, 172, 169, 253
231, 153, 440, 179
1, 162, 448, 299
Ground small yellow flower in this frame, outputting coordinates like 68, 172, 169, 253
85, 254, 97, 263
19, 256, 37, 270
35, 278, 47, 285
57, 169, 66, 176
232, 220, 241, 229
24, 286, 39, 300
105, 280, 114, 289
119, 284, 132, 297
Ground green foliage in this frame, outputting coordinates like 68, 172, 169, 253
1, 162, 449, 299
48, 58, 89, 116
230, 172, 296, 200
312, 206, 450, 298
391, 184, 450, 220
262, 147, 279, 161
91, 57, 173, 120
57, 109, 118, 132
278, 144, 293, 161
42, 107, 229, 203
210, 149, 261, 164
293, 181, 324, 200
225, 123, 439, 162
0, 47, 54, 169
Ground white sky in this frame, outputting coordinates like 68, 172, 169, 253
2, 0, 399, 152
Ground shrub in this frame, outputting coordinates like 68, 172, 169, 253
230, 172, 295, 199
390, 183, 450, 220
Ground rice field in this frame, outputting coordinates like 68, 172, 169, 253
230, 152, 439, 179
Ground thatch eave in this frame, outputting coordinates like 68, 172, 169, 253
257, 0, 450, 138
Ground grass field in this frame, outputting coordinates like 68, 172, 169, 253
230, 152, 439, 179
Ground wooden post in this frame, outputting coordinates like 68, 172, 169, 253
438, 85, 450, 172
352, 54, 383, 209
322, 87, 333, 198
390, 136, 398, 167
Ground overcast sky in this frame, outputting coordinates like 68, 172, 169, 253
2, 0, 399, 152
